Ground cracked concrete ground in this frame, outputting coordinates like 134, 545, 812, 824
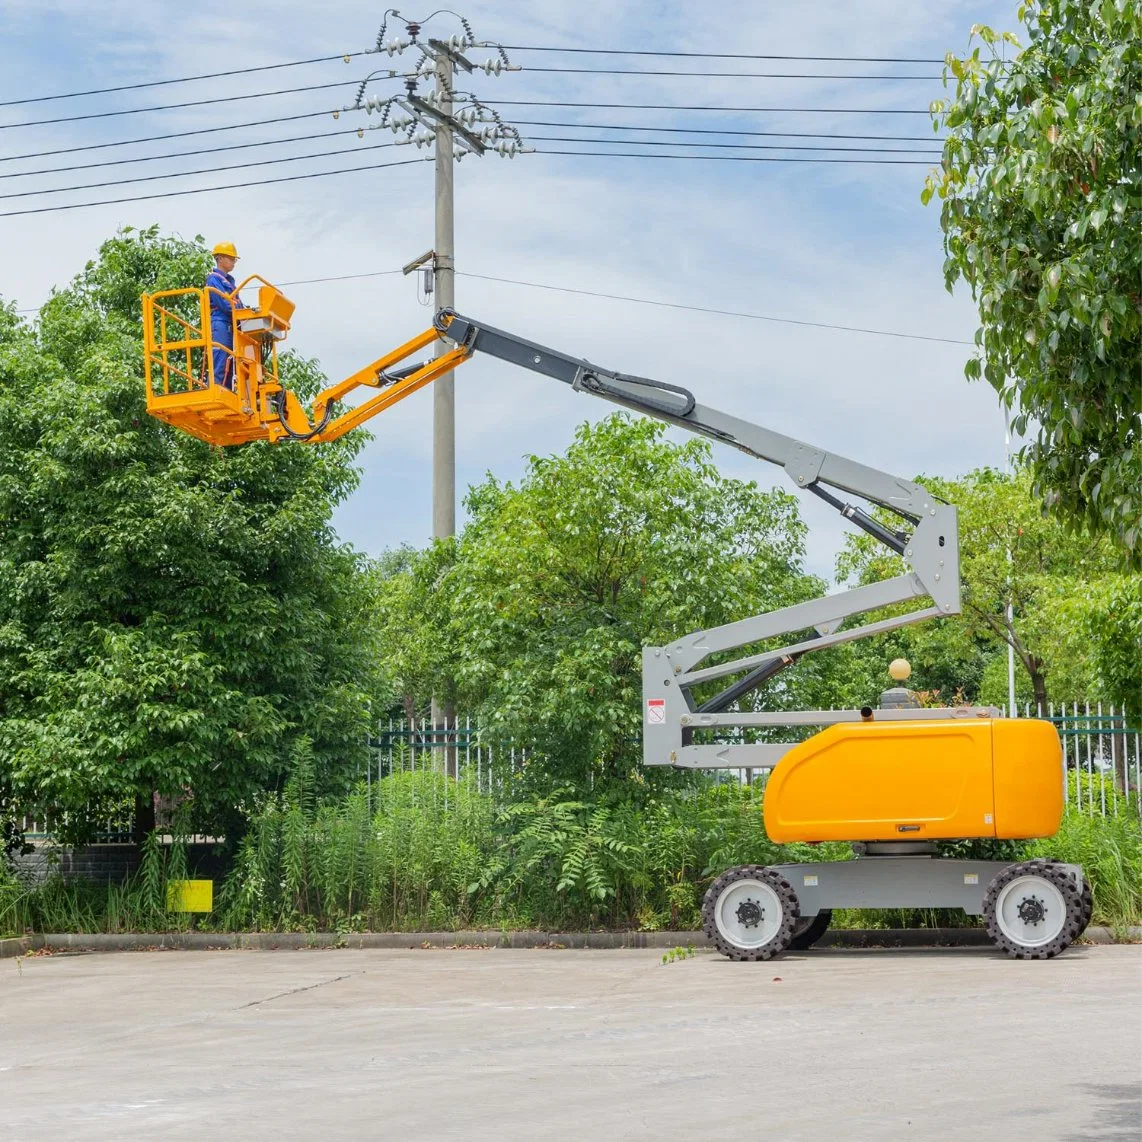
2, 945, 1140, 1141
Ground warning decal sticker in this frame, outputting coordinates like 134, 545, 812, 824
646, 698, 666, 725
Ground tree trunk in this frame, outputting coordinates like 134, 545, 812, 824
1029, 667, 1048, 716
133, 790, 156, 844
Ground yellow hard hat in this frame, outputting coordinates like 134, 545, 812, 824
212, 241, 239, 259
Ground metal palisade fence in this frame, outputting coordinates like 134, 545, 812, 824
1023, 703, 1140, 816
22, 705, 1140, 842
364, 715, 533, 810
369, 706, 1140, 817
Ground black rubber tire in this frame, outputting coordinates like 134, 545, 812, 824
1035, 858, 1091, 935
702, 864, 799, 962
983, 859, 1085, 960
789, 909, 833, 951
1077, 878, 1094, 935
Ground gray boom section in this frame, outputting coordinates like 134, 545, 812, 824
437, 309, 963, 770
686, 706, 998, 729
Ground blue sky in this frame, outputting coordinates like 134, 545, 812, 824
0, 0, 1022, 578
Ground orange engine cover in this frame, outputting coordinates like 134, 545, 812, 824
762, 717, 1062, 844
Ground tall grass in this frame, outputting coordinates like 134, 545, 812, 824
220, 768, 495, 932
0, 830, 193, 937
4, 776, 1139, 936
1031, 809, 1142, 927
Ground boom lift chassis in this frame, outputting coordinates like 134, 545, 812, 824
142, 288, 1090, 960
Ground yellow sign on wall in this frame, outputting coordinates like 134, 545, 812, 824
166, 879, 214, 913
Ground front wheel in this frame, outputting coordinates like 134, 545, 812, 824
702, 865, 799, 961
983, 860, 1085, 960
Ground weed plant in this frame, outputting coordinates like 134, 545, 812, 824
3, 773, 1139, 937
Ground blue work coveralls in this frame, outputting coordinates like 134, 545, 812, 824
205, 267, 244, 390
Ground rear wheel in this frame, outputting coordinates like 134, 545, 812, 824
789, 909, 832, 950
1077, 878, 1094, 935
702, 865, 799, 961
983, 860, 1085, 960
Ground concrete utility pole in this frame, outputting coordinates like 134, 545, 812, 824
432, 49, 456, 543
430, 49, 456, 767
349, 17, 530, 774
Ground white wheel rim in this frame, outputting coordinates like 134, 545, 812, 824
714, 878, 783, 949
995, 875, 1068, 948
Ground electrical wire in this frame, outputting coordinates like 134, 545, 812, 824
0, 110, 339, 163
12, 267, 970, 345
0, 125, 374, 180
525, 134, 940, 155
0, 52, 370, 108
536, 148, 935, 164
280, 270, 404, 287
0, 140, 401, 201
484, 100, 931, 114
0, 141, 938, 215
456, 271, 972, 344
512, 119, 942, 143
0, 78, 389, 131
0, 113, 941, 173
502, 46, 946, 64
520, 67, 939, 79
0, 156, 427, 218
6, 135, 940, 195
0, 122, 947, 181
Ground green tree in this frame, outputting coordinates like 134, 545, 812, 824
1057, 573, 1142, 710
368, 540, 454, 723
0, 228, 382, 841
838, 467, 1121, 711
377, 414, 834, 789
925, 1, 1141, 565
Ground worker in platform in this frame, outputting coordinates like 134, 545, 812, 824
205, 242, 245, 391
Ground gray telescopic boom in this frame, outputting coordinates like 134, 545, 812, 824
437, 308, 961, 770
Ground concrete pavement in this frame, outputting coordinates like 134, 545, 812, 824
2, 946, 1140, 1141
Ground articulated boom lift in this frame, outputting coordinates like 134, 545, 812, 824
142, 279, 1090, 961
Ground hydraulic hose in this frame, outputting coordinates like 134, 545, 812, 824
272, 390, 334, 442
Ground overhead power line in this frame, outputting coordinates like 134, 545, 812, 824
0, 122, 946, 181
0, 45, 949, 115
0, 140, 400, 201
280, 269, 404, 287
0, 141, 935, 216
487, 100, 931, 114
0, 155, 426, 218
0, 110, 337, 163
5, 134, 940, 193
537, 148, 935, 165
521, 66, 939, 79
527, 134, 940, 155
2, 139, 936, 207
457, 272, 971, 344
513, 119, 942, 142
14, 267, 970, 345
0, 52, 369, 108
0, 78, 387, 131
503, 46, 946, 64
0, 125, 371, 180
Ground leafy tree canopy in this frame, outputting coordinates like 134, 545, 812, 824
0, 227, 382, 840
926, 0, 1141, 565
375, 414, 837, 788
838, 466, 1125, 710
